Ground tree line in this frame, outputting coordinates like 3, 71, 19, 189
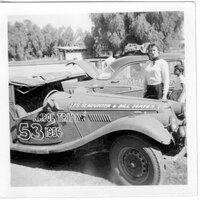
8, 12, 184, 61
8, 19, 87, 61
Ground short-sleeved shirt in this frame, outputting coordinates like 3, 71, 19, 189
174, 74, 185, 90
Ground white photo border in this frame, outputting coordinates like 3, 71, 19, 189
0, 0, 198, 198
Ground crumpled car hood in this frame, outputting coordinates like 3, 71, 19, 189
65, 59, 100, 79
9, 71, 85, 87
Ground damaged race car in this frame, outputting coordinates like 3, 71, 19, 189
9, 72, 186, 185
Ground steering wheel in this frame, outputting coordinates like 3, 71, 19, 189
43, 89, 58, 107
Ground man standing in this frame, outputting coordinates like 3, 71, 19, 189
144, 43, 169, 100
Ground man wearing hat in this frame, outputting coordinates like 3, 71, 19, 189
144, 43, 169, 100
171, 64, 186, 103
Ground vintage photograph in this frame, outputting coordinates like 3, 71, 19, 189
0, 1, 198, 198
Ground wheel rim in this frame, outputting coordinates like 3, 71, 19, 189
119, 147, 149, 184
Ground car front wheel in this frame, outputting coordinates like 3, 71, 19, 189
109, 135, 165, 185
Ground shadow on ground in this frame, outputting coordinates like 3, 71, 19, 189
11, 150, 113, 183
11, 150, 187, 186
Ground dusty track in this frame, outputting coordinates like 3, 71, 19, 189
11, 151, 187, 186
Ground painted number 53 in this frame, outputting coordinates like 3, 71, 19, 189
18, 122, 44, 141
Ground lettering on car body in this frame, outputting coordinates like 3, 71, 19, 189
70, 103, 158, 110
33, 113, 56, 123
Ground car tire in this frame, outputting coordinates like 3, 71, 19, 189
109, 135, 166, 185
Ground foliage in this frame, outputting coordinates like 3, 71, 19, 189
8, 12, 184, 60
8, 22, 28, 60
89, 13, 125, 56
89, 12, 184, 56
83, 32, 95, 57
8, 21, 85, 61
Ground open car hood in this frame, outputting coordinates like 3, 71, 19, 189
9, 71, 86, 87
65, 59, 100, 79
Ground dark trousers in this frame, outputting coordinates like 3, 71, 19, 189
144, 83, 163, 99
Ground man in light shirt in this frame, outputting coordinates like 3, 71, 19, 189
144, 43, 169, 100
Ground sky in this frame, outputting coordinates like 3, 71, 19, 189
8, 14, 93, 32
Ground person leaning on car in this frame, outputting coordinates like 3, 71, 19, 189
143, 43, 169, 100
103, 51, 116, 70
170, 64, 186, 103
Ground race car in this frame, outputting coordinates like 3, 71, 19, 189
9, 72, 186, 185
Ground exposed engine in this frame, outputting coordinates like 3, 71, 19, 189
15, 82, 63, 112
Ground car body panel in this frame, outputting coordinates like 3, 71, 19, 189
61, 77, 144, 97
10, 115, 172, 154
10, 90, 175, 154
10, 85, 177, 154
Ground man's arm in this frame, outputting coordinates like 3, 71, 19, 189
143, 70, 148, 96
161, 60, 170, 100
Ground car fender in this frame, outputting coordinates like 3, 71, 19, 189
98, 114, 172, 145
11, 115, 172, 154
64, 114, 172, 150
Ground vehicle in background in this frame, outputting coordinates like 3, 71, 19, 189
61, 53, 184, 99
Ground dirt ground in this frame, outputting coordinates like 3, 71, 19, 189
10, 151, 187, 186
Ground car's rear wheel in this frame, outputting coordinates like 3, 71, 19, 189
109, 135, 166, 185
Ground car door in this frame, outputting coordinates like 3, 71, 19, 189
94, 63, 145, 97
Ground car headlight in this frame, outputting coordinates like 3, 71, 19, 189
169, 115, 179, 132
